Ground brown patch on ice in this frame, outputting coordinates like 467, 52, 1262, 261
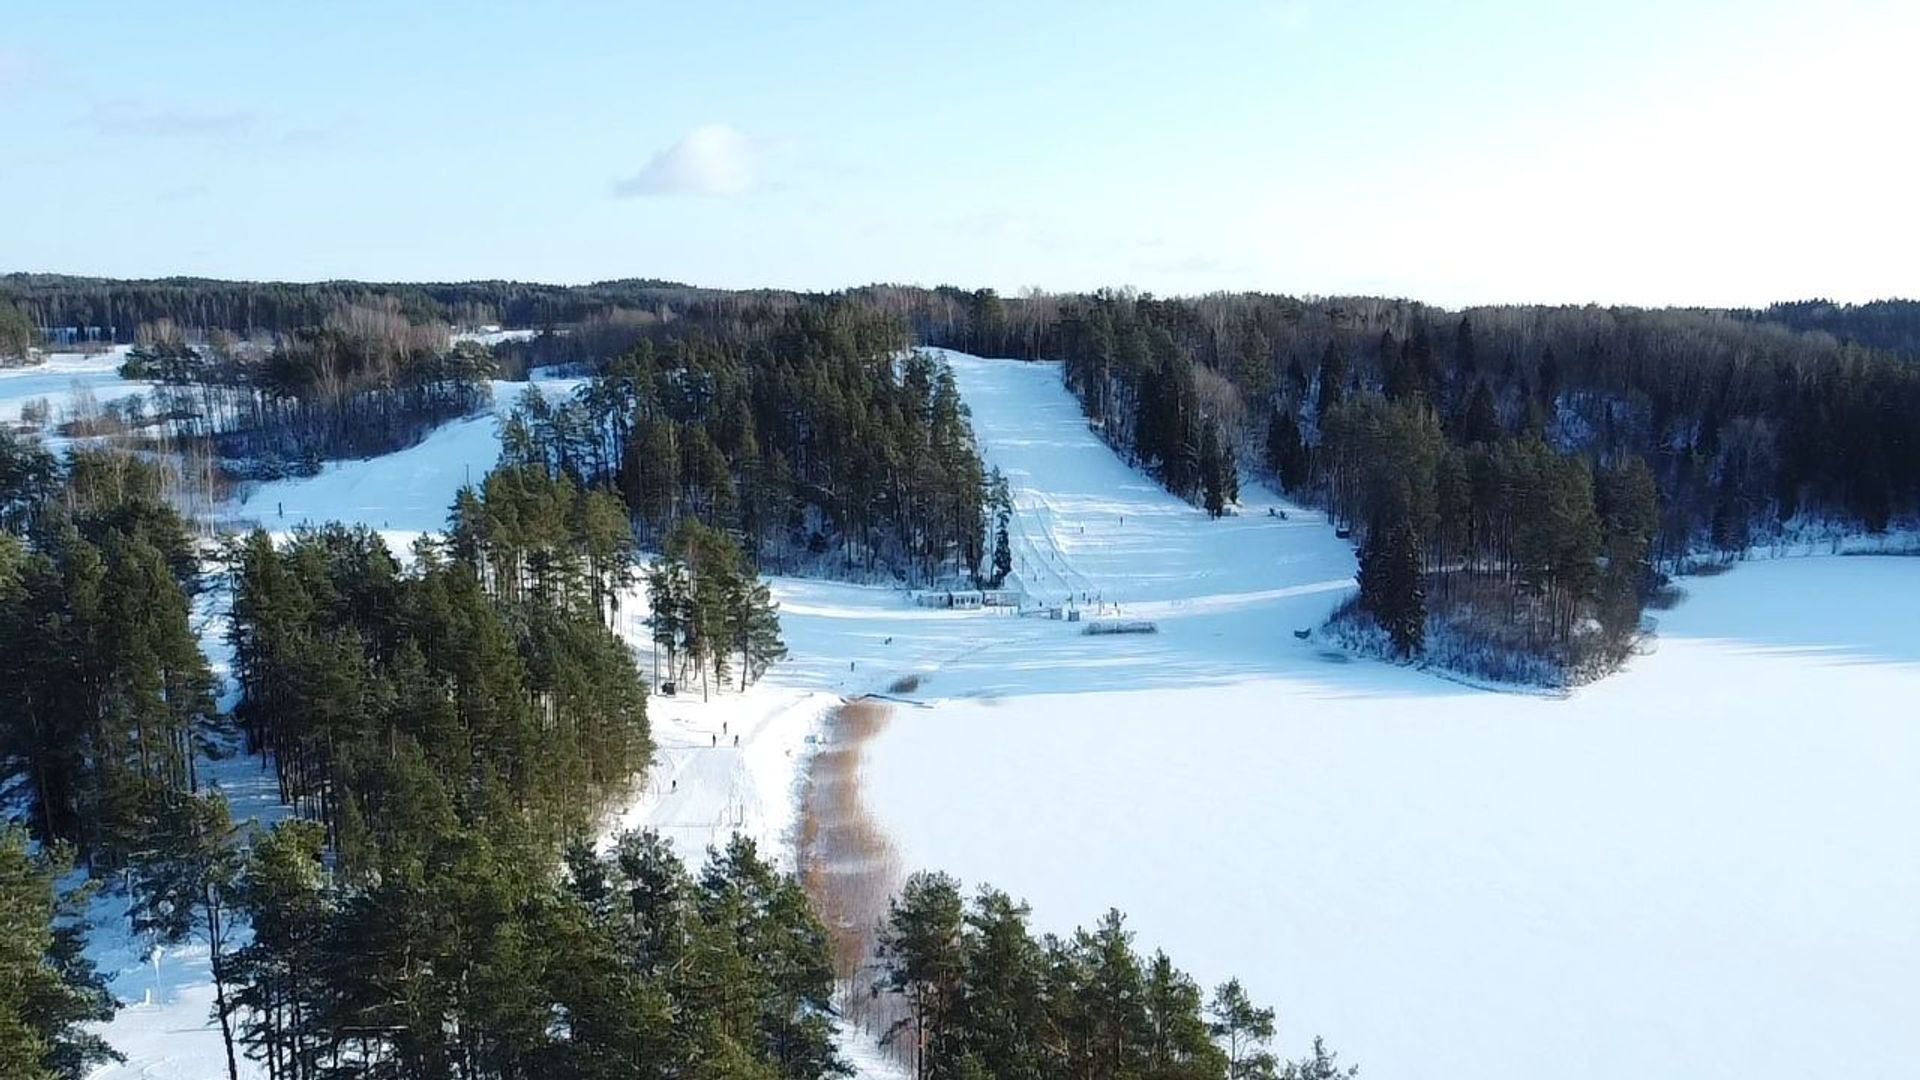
798, 698, 907, 1054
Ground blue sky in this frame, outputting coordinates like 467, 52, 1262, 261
2, 0, 1913, 306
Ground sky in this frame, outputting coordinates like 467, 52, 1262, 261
2, 0, 1915, 308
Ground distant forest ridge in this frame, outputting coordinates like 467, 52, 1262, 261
4, 271, 1919, 358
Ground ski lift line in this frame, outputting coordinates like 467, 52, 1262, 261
1008, 516, 1072, 598
1004, 488, 1094, 600
1006, 491, 1100, 604
1025, 488, 1103, 595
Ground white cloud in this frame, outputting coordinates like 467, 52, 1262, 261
614, 124, 756, 198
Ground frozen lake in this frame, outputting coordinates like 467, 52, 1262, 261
857, 353, 1920, 1080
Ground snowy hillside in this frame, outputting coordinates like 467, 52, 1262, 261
227, 372, 585, 541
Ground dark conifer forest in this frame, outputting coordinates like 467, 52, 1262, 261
499, 303, 989, 582
1004, 291, 1919, 682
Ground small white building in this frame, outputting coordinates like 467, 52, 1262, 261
911, 589, 984, 609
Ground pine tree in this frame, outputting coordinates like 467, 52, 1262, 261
1143, 953, 1224, 1079
1461, 380, 1501, 445
1451, 315, 1477, 406
1265, 410, 1308, 493
1281, 1037, 1358, 1080
1235, 326, 1274, 406
128, 792, 244, 1080
1072, 910, 1152, 1080
956, 888, 1048, 1080
876, 872, 968, 1080
1200, 419, 1229, 519
646, 556, 688, 689
732, 575, 788, 691
1358, 518, 1426, 657
1536, 346, 1562, 414
0, 300, 36, 361
1315, 343, 1347, 419
0, 827, 121, 1080
1209, 979, 1278, 1080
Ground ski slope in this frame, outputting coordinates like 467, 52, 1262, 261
853, 352, 1920, 1080
229, 373, 585, 542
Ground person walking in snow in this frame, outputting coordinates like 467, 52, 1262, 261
711, 733, 717, 747
733, 734, 740, 747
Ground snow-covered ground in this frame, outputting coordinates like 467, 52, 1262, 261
451, 326, 540, 348
8, 348, 1914, 1079
598, 351, 1920, 1079
0, 346, 151, 427
853, 352, 1920, 1080
227, 373, 585, 543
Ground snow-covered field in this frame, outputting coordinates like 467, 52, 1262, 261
227, 372, 585, 541
0, 346, 152, 428
5, 347, 1914, 1079
856, 352, 1920, 1080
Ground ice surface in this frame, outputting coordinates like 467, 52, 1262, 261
857, 353, 1920, 1080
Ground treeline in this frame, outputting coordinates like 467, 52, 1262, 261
230, 495, 650, 872
1743, 298, 1920, 359
992, 291, 1920, 554
0, 436, 215, 863
875, 871, 1354, 1080
985, 290, 1920, 681
1, 298, 34, 361
216, 821, 841, 1080
0, 435, 212, 1079
22, 273, 1920, 674
645, 520, 787, 698
1322, 395, 1659, 679
1, 273, 702, 341
170, 449, 822, 1080
119, 300, 494, 477
38, 274, 1916, 554
503, 303, 989, 582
